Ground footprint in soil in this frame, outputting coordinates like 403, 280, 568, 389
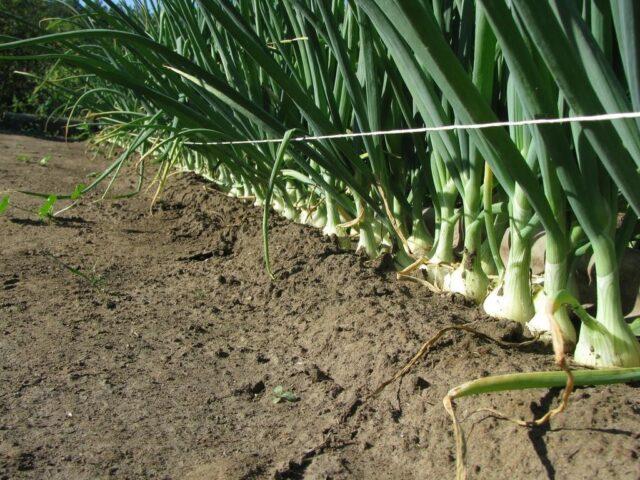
303, 455, 349, 479
182, 454, 264, 479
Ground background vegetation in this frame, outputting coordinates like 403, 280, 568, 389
0, 0, 81, 114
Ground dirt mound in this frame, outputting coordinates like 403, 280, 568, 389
1, 134, 639, 479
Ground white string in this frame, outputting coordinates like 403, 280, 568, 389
184, 111, 640, 147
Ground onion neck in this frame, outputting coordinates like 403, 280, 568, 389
447, 208, 488, 303
505, 229, 534, 319
407, 217, 433, 258
356, 205, 378, 257
322, 193, 344, 238
483, 228, 534, 324
431, 203, 456, 263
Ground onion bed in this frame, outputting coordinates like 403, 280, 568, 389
2, 0, 640, 477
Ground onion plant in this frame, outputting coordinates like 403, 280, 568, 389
2, 0, 640, 371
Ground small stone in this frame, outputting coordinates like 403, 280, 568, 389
255, 353, 270, 364
329, 384, 344, 398
233, 379, 265, 398
17, 452, 35, 471
413, 376, 431, 392
215, 349, 229, 358
250, 381, 265, 395
308, 365, 330, 383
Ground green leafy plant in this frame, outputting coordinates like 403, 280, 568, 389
0, 196, 9, 215
16, 154, 30, 163
0, 0, 84, 114
70, 183, 86, 200
272, 385, 298, 404
38, 195, 57, 220
39, 155, 52, 166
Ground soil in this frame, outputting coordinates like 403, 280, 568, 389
1, 133, 639, 480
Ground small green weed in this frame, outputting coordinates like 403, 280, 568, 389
272, 385, 298, 404
45, 253, 105, 290
71, 183, 86, 200
0, 196, 9, 214
16, 154, 30, 163
39, 155, 52, 166
38, 195, 57, 220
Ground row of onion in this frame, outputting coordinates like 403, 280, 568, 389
2, 0, 640, 371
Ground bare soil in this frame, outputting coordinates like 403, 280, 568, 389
1, 134, 639, 480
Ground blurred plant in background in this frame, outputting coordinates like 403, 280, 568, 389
0, 0, 82, 115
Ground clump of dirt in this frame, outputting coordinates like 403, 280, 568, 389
1, 134, 639, 479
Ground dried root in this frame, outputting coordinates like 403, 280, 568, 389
442, 303, 573, 479
368, 322, 540, 399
